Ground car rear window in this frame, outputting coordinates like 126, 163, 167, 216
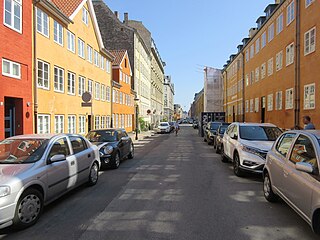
210, 123, 221, 130
86, 130, 116, 142
160, 123, 169, 126
239, 126, 282, 141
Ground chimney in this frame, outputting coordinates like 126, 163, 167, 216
249, 28, 258, 38
114, 11, 119, 19
124, 12, 128, 24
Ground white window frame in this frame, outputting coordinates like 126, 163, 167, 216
267, 58, 273, 76
250, 99, 254, 113
2, 59, 21, 79
276, 51, 283, 71
106, 86, 111, 102
286, 42, 295, 66
101, 84, 106, 101
255, 98, 259, 113
261, 63, 266, 79
268, 23, 274, 42
245, 50, 249, 62
275, 91, 283, 110
101, 116, 105, 129
37, 60, 50, 90
304, 27, 316, 56
267, 94, 273, 111
82, 7, 88, 25
53, 20, 63, 46
36, 8, 49, 37
255, 39, 260, 54
276, 13, 283, 35
304, 83, 315, 110
4, 0, 22, 33
54, 115, 64, 133
67, 31, 75, 53
79, 115, 86, 134
255, 67, 259, 82
54, 66, 64, 93
305, 0, 314, 8
250, 45, 254, 59
95, 82, 100, 100
78, 38, 85, 59
88, 79, 93, 94
68, 115, 76, 134
94, 51, 99, 67
285, 88, 294, 110
261, 32, 266, 48
67, 72, 76, 95
87, 45, 93, 63
287, 1, 295, 26
95, 115, 100, 129
78, 76, 85, 96
38, 114, 50, 134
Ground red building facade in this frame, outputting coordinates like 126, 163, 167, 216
0, 0, 33, 139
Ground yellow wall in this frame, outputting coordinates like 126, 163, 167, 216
36, 2, 112, 134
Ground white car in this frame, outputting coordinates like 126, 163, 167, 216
157, 122, 171, 134
221, 122, 282, 177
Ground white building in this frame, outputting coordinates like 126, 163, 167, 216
164, 76, 175, 121
204, 67, 223, 112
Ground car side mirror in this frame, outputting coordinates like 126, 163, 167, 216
50, 154, 66, 163
231, 134, 238, 140
296, 162, 314, 174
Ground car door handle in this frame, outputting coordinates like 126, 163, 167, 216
88, 154, 91, 158
71, 161, 75, 166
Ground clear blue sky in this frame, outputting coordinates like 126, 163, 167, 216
105, 0, 273, 111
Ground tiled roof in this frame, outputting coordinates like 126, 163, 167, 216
109, 50, 127, 66
51, 0, 84, 17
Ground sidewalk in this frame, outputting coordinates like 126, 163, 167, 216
128, 130, 156, 143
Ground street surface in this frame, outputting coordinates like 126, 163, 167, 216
0, 126, 318, 240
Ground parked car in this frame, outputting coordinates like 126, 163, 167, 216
86, 128, 134, 169
0, 134, 100, 229
221, 122, 282, 177
192, 121, 199, 129
156, 122, 171, 134
169, 122, 175, 132
215, 124, 230, 153
203, 122, 224, 145
263, 130, 320, 234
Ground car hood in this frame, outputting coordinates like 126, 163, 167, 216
91, 142, 116, 149
0, 164, 34, 183
240, 140, 274, 151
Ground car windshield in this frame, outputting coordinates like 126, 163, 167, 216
160, 123, 169, 127
210, 123, 221, 130
0, 139, 48, 164
86, 130, 116, 142
239, 126, 282, 141
219, 126, 228, 134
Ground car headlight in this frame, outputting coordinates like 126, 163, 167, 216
101, 145, 113, 155
240, 145, 267, 160
0, 186, 10, 198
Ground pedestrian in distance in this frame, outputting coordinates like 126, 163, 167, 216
174, 121, 180, 136
303, 115, 315, 130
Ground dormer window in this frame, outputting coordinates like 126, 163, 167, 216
82, 7, 88, 25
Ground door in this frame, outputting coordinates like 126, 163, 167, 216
261, 97, 266, 123
4, 100, 15, 138
283, 135, 316, 218
117, 131, 128, 158
88, 115, 92, 132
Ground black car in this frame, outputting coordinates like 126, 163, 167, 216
86, 128, 134, 169
204, 122, 228, 145
215, 124, 230, 153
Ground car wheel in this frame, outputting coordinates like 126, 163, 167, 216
213, 140, 217, 149
221, 144, 228, 162
128, 144, 134, 159
13, 188, 43, 229
88, 161, 99, 186
216, 145, 220, 154
263, 172, 278, 202
111, 152, 121, 169
233, 152, 244, 177
204, 137, 207, 142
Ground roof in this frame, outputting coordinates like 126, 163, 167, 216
288, 130, 320, 140
51, 0, 84, 17
236, 122, 277, 127
109, 50, 127, 66
5, 134, 62, 140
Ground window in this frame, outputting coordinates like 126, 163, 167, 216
115, 114, 119, 128
267, 58, 273, 76
88, 79, 93, 94
37, 60, 50, 89
101, 84, 106, 101
67, 72, 75, 95
112, 89, 116, 102
255, 39, 260, 54
245, 50, 249, 62
245, 100, 249, 113
261, 32, 266, 48
82, 7, 88, 25
289, 135, 318, 171
250, 99, 254, 112
78, 38, 85, 59
285, 88, 294, 110
115, 90, 119, 103
67, 31, 75, 52
267, 94, 273, 111
54, 66, 64, 92
2, 59, 21, 79
4, 0, 22, 32
100, 57, 105, 70
79, 115, 86, 134
95, 82, 100, 100
250, 45, 254, 59
275, 91, 282, 110
276, 13, 283, 35
94, 51, 99, 66
255, 98, 259, 113
87, 45, 93, 63
70, 136, 87, 154
255, 67, 259, 82
54, 115, 64, 133
120, 71, 123, 81
68, 115, 76, 134
95, 115, 100, 129
106, 116, 111, 128
101, 116, 105, 129
78, 76, 85, 96
287, 1, 295, 26
119, 92, 123, 104
48, 138, 70, 159
261, 63, 266, 79
106, 86, 111, 102
275, 133, 296, 157
36, 8, 49, 37
306, 0, 314, 7
268, 23, 274, 42
286, 42, 295, 66
304, 27, 316, 55
304, 83, 315, 109
106, 60, 111, 73
53, 20, 63, 46
38, 114, 50, 134
276, 51, 283, 71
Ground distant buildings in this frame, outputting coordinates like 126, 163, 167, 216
204, 67, 223, 112
190, 89, 204, 120
163, 76, 175, 122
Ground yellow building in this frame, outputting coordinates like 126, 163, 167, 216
34, 0, 114, 134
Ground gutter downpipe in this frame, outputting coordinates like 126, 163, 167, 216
294, 0, 301, 127
33, 0, 40, 133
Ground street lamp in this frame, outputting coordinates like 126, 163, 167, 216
134, 95, 139, 140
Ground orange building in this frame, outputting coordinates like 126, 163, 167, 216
110, 50, 135, 132
223, 0, 319, 129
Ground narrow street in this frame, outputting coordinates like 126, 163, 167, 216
0, 126, 318, 240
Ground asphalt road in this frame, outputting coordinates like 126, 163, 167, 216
0, 126, 319, 240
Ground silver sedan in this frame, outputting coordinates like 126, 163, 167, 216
263, 130, 320, 234
0, 134, 100, 229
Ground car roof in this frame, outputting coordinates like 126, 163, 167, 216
286, 130, 320, 140
4, 134, 65, 140
234, 122, 277, 127
89, 128, 126, 132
